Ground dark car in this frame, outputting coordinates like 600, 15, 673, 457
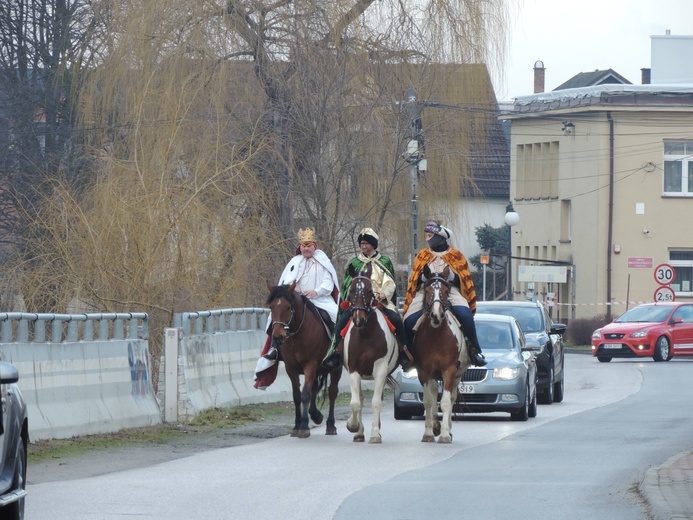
393, 314, 539, 421
476, 301, 566, 404
591, 302, 693, 362
0, 362, 28, 519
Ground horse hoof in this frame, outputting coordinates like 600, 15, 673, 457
433, 423, 441, 437
346, 419, 359, 433
297, 429, 311, 439
353, 435, 365, 442
326, 426, 337, 435
291, 429, 299, 437
310, 411, 324, 425
421, 435, 436, 443
438, 435, 452, 444
368, 436, 382, 444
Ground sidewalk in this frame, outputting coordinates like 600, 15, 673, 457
641, 451, 693, 520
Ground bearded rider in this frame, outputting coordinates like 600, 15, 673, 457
402, 221, 487, 367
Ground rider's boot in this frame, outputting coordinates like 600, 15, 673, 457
467, 341, 487, 367
322, 336, 342, 370
396, 334, 414, 371
263, 346, 279, 361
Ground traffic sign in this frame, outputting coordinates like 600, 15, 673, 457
480, 255, 489, 265
654, 285, 675, 302
654, 263, 676, 286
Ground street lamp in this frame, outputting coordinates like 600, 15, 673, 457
504, 203, 520, 300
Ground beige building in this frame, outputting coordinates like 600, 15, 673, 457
503, 34, 693, 322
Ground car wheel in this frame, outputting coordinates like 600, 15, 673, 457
394, 402, 413, 420
538, 362, 554, 405
0, 438, 26, 520
653, 336, 671, 362
553, 373, 565, 403
511, 381, 530, 422
528, 384, 538, 418
597, 356, 612, 363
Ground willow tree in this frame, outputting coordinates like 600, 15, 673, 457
13, 0, 507, 359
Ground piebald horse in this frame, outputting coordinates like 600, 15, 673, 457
265, 281, 342, 438
410, 265, 470, 443
341, 264, 399, 443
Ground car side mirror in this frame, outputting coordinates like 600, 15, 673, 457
672, 317, 684, 325
522, 339, 542, 353
551, 323, 567, 335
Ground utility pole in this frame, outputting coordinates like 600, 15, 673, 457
406, 88, 427, 268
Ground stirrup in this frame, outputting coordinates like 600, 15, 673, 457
263, 347, 279, 361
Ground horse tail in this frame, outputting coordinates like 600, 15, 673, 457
317, 370, 330, 395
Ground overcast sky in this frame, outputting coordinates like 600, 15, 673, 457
492, 0, 693, 101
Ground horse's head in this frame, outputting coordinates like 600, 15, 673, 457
346, 263, 375, 327
266, 280, 299, 346
422, 265, 451, 327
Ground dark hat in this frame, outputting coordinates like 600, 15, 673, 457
357, 228, 379, 249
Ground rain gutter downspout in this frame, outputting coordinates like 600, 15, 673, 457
606, 111, 614, 321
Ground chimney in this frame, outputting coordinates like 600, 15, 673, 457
533, 60, 545, 93
641, 68, 651, 85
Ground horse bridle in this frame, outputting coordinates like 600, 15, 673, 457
424, 275, 451, 313
349, 275, 376, 316
273, 294, 307, 338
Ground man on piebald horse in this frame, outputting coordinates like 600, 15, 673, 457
322, 227, 409, 370
402, 220, 487, 367
254, 228, 339, 389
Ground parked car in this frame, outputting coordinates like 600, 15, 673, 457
393, 313, 539, 422
476, 300, 566, 404
591, 302, 693, 362
0, 362, 28, 520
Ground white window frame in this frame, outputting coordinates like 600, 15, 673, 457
669, 249, 693, 297
663, 140, 693, 197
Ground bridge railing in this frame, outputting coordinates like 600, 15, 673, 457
172, 308, 268, 336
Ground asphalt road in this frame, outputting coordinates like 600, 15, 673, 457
26, 353, 693, 519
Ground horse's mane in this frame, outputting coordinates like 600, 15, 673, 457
266, 284, 295, 304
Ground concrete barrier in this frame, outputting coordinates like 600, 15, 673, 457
0, 312, 161, 441
161, 308, 352, 421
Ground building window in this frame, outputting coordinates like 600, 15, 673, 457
669, 250, 693, 295
663, 140, 693, 196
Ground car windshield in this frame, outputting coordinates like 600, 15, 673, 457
477, 306, 543, 333
615, 305, 672, 323
476, 321, 513, 350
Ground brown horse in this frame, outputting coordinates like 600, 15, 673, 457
265, 280, 342, 438
410, 265, 470, 443
342, 264, 398, 443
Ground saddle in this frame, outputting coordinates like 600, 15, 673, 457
303, 297, 335, 339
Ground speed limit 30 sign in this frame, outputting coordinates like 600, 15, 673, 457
654, 263, 676, 286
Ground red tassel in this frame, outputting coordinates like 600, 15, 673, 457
340, 300, 350, 310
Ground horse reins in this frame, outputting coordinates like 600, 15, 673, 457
274, 295, 307, 338
424, 276, 451, 312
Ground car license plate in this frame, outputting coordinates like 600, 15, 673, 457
458, 383, 476, 394
603, 343, 622, 349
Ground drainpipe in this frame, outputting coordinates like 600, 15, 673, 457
606, 112, 614, 321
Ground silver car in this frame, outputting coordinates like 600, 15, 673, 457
0, 362, 28, 519
393, 314, 539, 421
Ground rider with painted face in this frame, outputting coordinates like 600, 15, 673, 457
402, 221, 486, 367
322, 227, 407, 370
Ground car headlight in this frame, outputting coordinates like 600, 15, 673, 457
592, 329, 602, 339
630, 329, 649, 338
493, 367, 519, 380
402, 368, 419, 379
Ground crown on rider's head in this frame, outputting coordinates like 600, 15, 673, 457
297, 227, 317, 244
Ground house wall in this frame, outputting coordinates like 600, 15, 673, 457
509, 107, 693, 320
449, 197, 508, 259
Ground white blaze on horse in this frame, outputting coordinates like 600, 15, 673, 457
410, 265, 470, 443
341, 263, 399, 443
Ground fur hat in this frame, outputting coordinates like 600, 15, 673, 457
297, 227, 317, 245
423, 221, 452, 240
357, 228, 379, 249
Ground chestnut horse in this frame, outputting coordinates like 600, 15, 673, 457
410, 265, 470, 443
265, 281, 342, 438
342, 264, 398, 443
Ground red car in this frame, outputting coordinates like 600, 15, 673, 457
591, 302, 693, 362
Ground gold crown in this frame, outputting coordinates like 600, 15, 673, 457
297, 227, 317, 244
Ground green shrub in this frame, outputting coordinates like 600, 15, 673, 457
564, 314, 611, 346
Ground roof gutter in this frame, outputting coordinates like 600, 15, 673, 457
606, 111, 614, 321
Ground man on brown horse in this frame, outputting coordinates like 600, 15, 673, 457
322, 227, 409, 370
402, 221, 487, 367
262, 227, 340, 362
